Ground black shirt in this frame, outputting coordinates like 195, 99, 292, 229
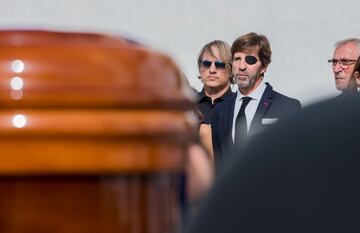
196, 87, 234, 124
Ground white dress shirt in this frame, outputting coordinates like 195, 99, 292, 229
232, 81, 267, 142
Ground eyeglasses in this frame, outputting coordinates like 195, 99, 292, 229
233, 55, 258, 65
328, 58, 357, 69
200, 60, 227, 69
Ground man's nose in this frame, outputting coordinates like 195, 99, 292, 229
238, 60, 247, 71
209, 63, 217, 73
333, 62, 343, 73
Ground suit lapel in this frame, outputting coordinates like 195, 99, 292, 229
250, 83, 274, 135
224, 94, 236, 145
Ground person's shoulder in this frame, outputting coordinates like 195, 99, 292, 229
265, 83, 301, 107
273, 90, 301, 104
332, 92, 349, 101
220, 87, 235, 99
196, 88, 207, 101
211, 92, 236, 124
214, 92, 236, 110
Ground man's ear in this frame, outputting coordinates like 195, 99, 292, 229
260, 65, 268, 77
355, 71, 360, 86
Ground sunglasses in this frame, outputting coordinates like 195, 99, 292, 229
200, 60, 227, 69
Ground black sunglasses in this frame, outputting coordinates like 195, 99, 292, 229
200, 60, 227, 69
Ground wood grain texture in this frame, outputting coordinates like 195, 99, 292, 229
0, 175, 182, 233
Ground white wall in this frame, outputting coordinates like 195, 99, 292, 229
1, 0, 360, 105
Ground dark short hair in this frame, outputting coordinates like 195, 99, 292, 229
231, 32, 272, 68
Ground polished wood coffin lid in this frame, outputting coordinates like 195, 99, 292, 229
0, 30, 195, 174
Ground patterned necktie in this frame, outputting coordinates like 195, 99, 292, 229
235, 97, 252, 146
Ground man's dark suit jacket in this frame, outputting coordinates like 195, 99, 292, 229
211, 82, 301, 166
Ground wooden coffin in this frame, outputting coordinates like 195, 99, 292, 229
0, 30, 195, 233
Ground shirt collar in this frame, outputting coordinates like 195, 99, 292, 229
198, 86, 233, 102
236, 80, 266, 101
198, 88, 207, 101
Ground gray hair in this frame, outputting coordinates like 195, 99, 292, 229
335, 38, 360, 54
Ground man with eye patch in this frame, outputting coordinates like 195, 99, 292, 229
211, 32, 301, 168
328, 38, 360, 94
196, 40, 235, 125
